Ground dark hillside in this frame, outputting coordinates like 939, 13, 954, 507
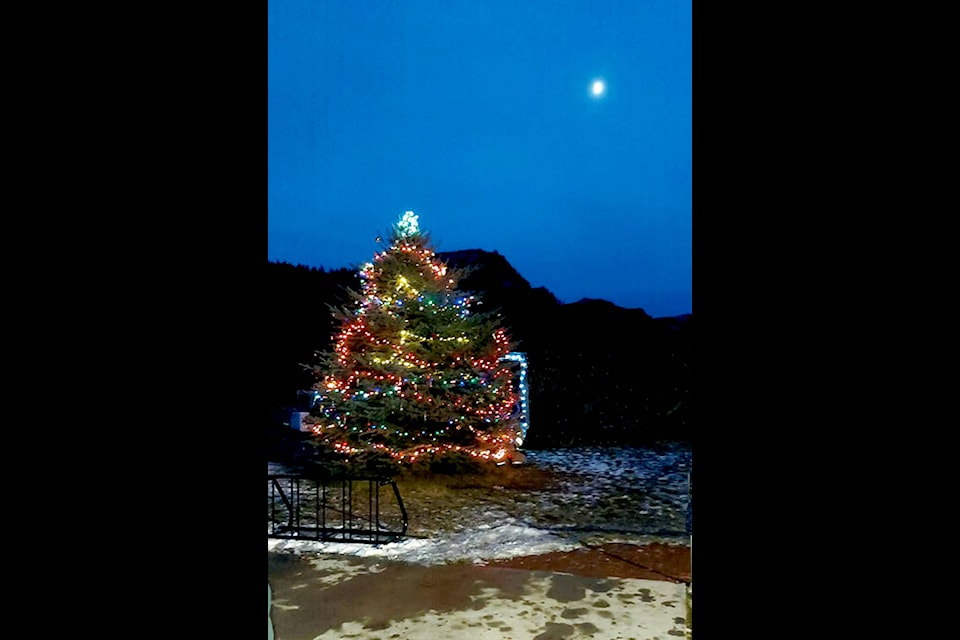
267, 252, 690, 447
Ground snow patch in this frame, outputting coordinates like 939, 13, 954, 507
269, 444, 691, 564
268, 519, 578, 565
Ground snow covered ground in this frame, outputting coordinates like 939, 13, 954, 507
268, 443, 691, 565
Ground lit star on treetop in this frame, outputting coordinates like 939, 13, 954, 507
397, 210, 420, 237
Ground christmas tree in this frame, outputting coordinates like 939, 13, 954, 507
308, 211, 523, 468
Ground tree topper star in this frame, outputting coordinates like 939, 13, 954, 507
397, 210, 420, 237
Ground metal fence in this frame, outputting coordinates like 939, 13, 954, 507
267, 474, 408, 544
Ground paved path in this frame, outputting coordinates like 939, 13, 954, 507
268, 546, 690, 640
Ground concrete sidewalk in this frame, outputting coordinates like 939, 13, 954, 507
268, 550, 690, 640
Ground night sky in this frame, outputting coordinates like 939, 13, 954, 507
268, 0, 691, 318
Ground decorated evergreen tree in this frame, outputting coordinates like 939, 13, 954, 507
308, 211, 523, 467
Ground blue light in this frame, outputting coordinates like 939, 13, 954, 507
498, 351, 530, 445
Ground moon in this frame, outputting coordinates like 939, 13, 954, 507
590, 79, 605, 97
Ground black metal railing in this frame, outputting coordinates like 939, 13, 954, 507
267, 474, 408, 544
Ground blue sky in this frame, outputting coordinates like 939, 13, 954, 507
268, 0, 691, 317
